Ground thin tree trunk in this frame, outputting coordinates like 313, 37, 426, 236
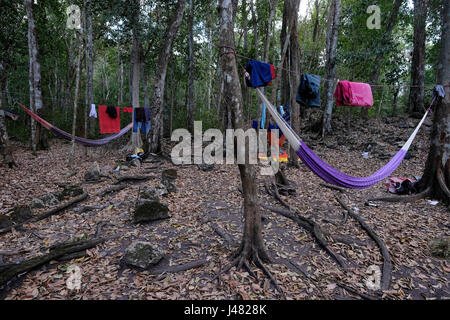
85, 0, 94, 140
218, 0, 270, 266
408, 0, 428, 115
321, 0, 342, 137
186, 0, 195, 134
131, 0, 141, 150
148, 0, 186, 153
0, 64, 15, 167
68, 32, 82, 168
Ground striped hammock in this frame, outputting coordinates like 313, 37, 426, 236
18, 103, 132, 147
255, 88, 431, 189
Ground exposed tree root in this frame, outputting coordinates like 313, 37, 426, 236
337, 283, 378, 300
97, 185, 126, 197
367, 187, 431, 203
210, 223, 236, 247
320, 183, 351, 195
0, 192, 89, 236
336, 197, 392, 291
437, 166, 450, 199
152, 259, 208, 282
261, 203, 347, 270
215, 247, 284, 297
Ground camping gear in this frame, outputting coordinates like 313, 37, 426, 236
254, 86, 431, 189
18, 103, 132, 147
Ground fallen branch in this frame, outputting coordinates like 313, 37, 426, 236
152, 259, 208, 281
336, 197, 392, 291
367, 187, 431, 203
437, 166, 450, 199
0, 236, 109, 288
97, 185, 126, 197
113, 175, 155, 185
0, 193, 89, 235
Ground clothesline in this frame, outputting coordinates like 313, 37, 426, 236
217, 44, 448, 90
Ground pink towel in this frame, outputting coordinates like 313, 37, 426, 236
334, 81, 373, 107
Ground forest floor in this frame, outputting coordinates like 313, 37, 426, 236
0, 114, 448, 300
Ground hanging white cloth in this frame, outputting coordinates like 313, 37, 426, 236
89, 104, 97, 118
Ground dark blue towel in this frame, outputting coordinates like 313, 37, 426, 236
133, 107, 151, 134
296, 74, 322, 107
245, 60, 274, 88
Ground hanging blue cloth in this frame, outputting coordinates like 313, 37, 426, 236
260, 103, 267, 129
133, 107, 151, 134
245, 60, 275, 88
296, 74, 322, 107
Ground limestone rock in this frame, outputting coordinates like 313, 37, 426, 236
40, 193, 59, 206
84, 162, 101, 181
11, 205, 32, 223
30, 198, 45, 209
123, 241, 164, 269
134, 199, 169, 223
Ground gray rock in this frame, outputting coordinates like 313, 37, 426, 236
130, 159, 141, 168
0, 215, 11, 229
123, 241, 164, 269
11, 205, 32, 223
30, 198, 45, 209
84, 162, 101, 181
161, 169, 177, 193
40, 193, 59, 206
120, 165, 130, 171
58, 184, 84, 200
134, 199, 169, 223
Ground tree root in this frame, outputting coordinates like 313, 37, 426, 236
437, 166, 450, 199
336, 197, 392, 291
337, 283, 378, 300
261, 204, 347, 270
367, 187, 431, 203
215, 250, 284, 297
320, 183, 351, 195
0, 192, 89, 236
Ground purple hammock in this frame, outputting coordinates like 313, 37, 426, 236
19, 103, 133, 147
255, 88, 430, 190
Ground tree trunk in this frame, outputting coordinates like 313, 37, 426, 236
148, 0, 186, 153
25, 0, 47, 153
68, 32, 82, 168
408, 0, 428, 115
321, 0, 341, 137
218, 0, 270, 267
0, 64, 15, 168
186, 0, 195, 134
131, 0, 142, 149
416, 0, 450, 204
287, 0, 301, 167
85, 0, 94, 139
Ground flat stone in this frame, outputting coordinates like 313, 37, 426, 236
123, 241, 164, 269
134, 199, 170, 223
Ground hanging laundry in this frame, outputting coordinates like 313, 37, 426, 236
245, 59, 276, 88
98, 105, 121, 134
89, 104, 97, 118
122, 107, 133, 113
296, 74, 322, 107
106, 105, 118, 119
334, 81, 374, 107
133, 107, 151, 134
